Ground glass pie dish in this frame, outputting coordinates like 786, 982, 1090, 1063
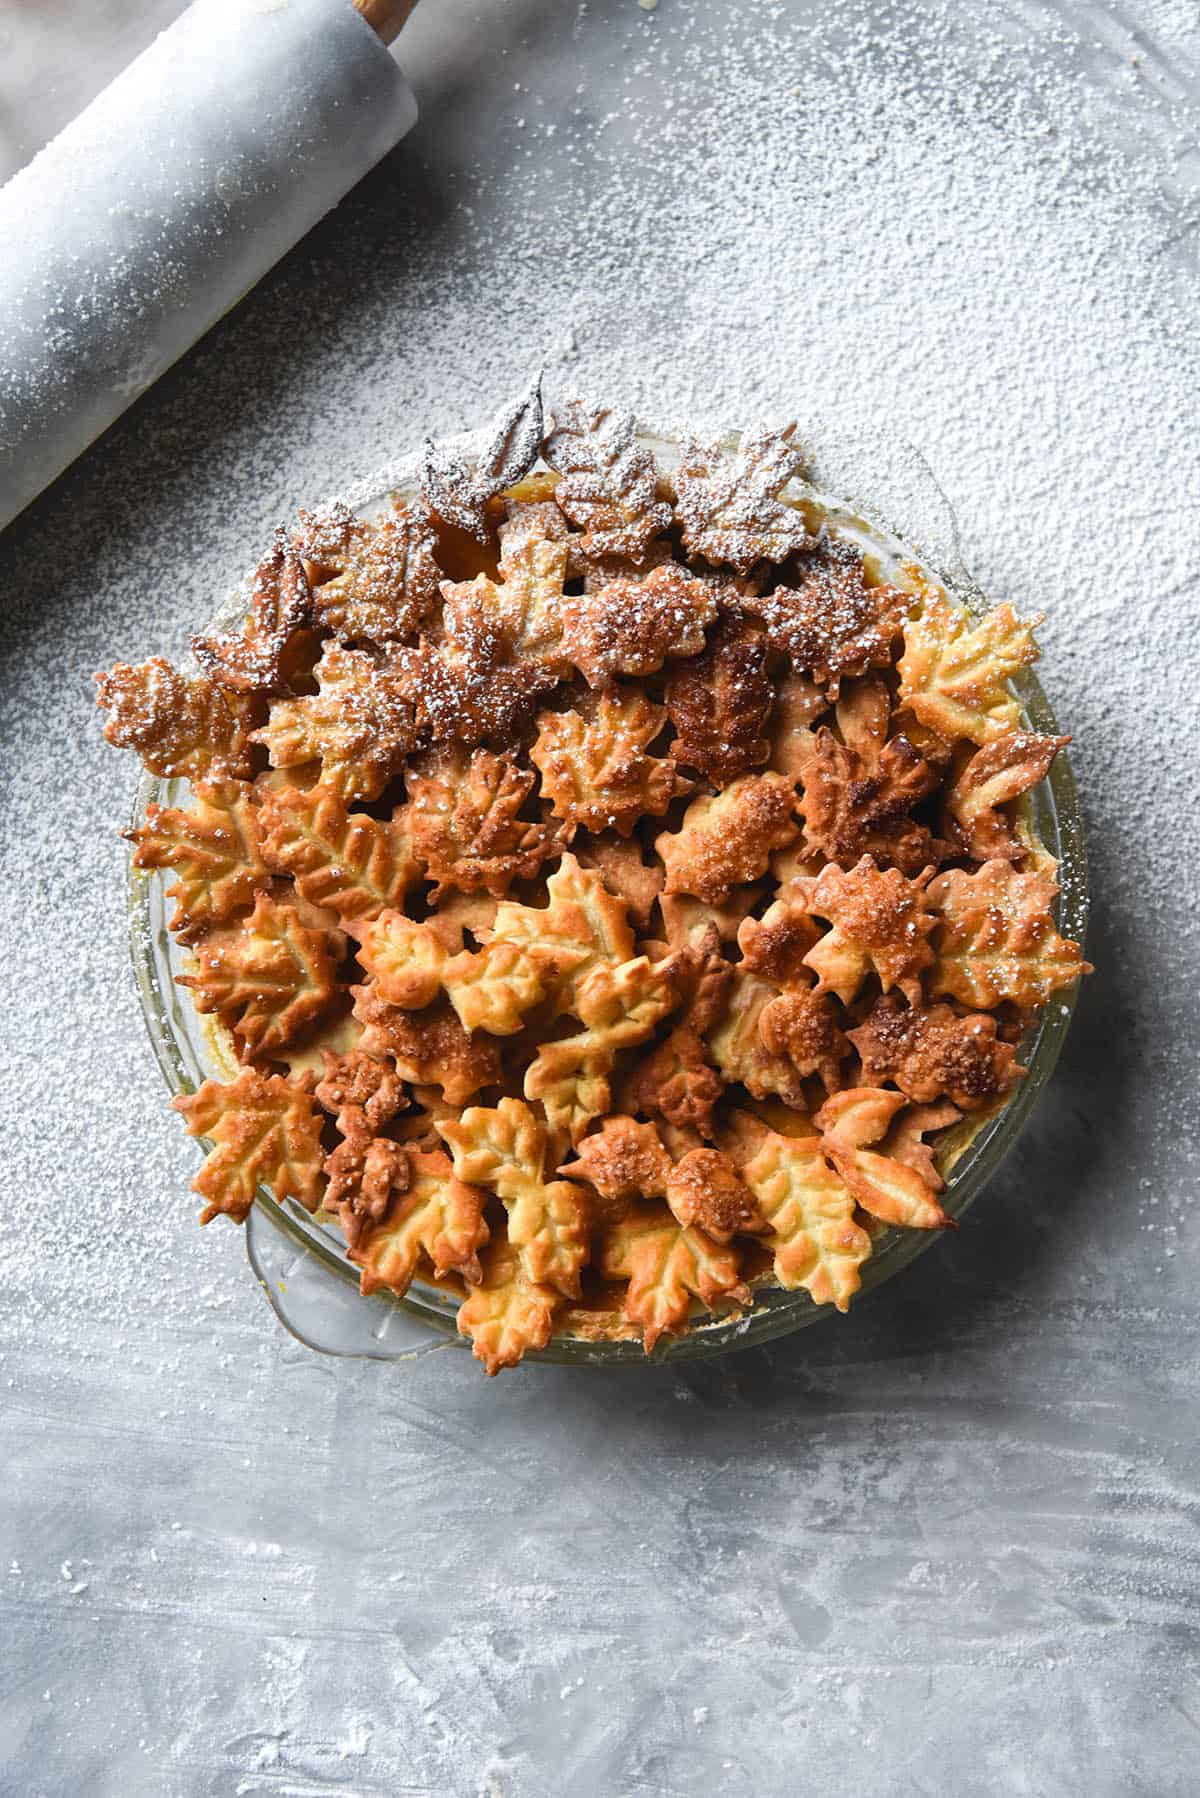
127, 421, 1088, 1365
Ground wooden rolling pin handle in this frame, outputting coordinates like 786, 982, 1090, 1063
352, 0, 420, 45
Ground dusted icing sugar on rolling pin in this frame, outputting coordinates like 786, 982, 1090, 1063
0, 0, 420, 531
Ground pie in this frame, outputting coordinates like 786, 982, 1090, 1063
98, 388, 1090, 1372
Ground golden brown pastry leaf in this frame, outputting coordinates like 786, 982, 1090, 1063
847, 994, 1025, 1110
439, 1097, 590, 1296
258, 785, 420, 922
928, 859, 1091, 1008
741, 1131, 870, 1308
351, 987, 502, 1104
308, 503, 441, 645
532, 688, 688, 836
664, 613, 774, 781
561, 561, 718, 687
174, 1070, 325, 1224
897, 595, 1041, 745
129, 780, 268, 944
179, 893, 341, 1058
944, 731, 1068, 862
352, 1148, 490, 1295
741, 539, 911, 686
814, 1087, 952, 1230
406, 746, 560, 897
253, 644, 417, 801
192, 535, 311, 692
600, 1203, 751, 1351
457, 1226, 563, 1374
792, 856, 936, 1006
656, 774, 798, 904
95, 658, 257, 783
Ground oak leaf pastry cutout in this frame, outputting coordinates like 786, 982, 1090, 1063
532, 687, 690, 837
664, 612, 774, 781
352, 1148, 490, 1296
600, 1203, 751, 1351
814, 1087, 952, 1230
657, 773, 798, 904
352, 987, 502, 1104
179, 893, 341, 1059
254, 643, 417, 802
792, 855, 936, 1006
741, 1129, 872, 1308
674, 424, 811, 574
560, 560, 718, 690
95, 658, 257, 783
258, 785, 420, 923
847, 994, 1024, 1110
542, 399, 673, 562
405, 746, 560, 898
175, 1070, 325, 1225
420, 374, 545, 541
457, 1226, 564, 1375
897, 595, 1042, 745
943, 731, 1069, 862
927, 859, 1091, 1008
192, 534, 311, 693
439, 1098, 590, 1296
306, 503, 441, 645
129, 781, 268, 944
740, 538, 911, 688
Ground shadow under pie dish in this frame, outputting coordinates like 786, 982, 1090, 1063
108, 393, 1090, 1371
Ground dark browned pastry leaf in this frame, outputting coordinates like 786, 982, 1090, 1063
664, 612, 774, 781
741, 538, 912, 686
192, 533, 312, 693
847, 993, 1025, 1111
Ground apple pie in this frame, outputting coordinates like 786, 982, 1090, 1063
97, 387, 1090, 1371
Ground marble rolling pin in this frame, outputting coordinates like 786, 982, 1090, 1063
0, 0, 419, 530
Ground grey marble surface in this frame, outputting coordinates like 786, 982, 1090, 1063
2, 3, 1199, 1795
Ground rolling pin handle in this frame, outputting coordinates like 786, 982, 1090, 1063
352, 0, 420, 45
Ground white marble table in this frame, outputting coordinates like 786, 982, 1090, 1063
2, 3, 1198, 1793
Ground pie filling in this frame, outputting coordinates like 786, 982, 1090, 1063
97, 389, 1090, 1372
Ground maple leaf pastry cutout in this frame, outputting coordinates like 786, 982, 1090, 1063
741, 1130, 872, 1309
351, 1148, 490, 1296
656, 774, 799, 905
178, 892, 342, 1059
673, 424, 811, 574
541, 399, 673, 562
95, 658, 257, 782
531, 686, 691, 837
257, 785, 421, 924
740, 538, 912, 689
599, 1203, 751, 1351
897, 594, 1042, 746
325, 1130, 411, 1253
253, 643, 417, 802
927, 859, 1091, 1008
847, 993, 1025, 1111
943, 731, 1069, 862
439, 1097, 591, 1297
814, 1087, 955, 1230
457, 1225, 564, 1375
663, 611, 775, 781
404, 744, 562, 897
175, 1069, 325, 1224
791, 856, 937, 1006
192, 533, 312, 693
314, 1048, 408, 1137
300, 501, 441, 645
796, 677, 941, 874
351, 986, 502, 1105
560, 561, 718, 688
129, 780, 269, 944
558, 1115, 674, 1226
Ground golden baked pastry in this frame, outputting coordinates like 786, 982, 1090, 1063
100, 390, 1091, 1370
